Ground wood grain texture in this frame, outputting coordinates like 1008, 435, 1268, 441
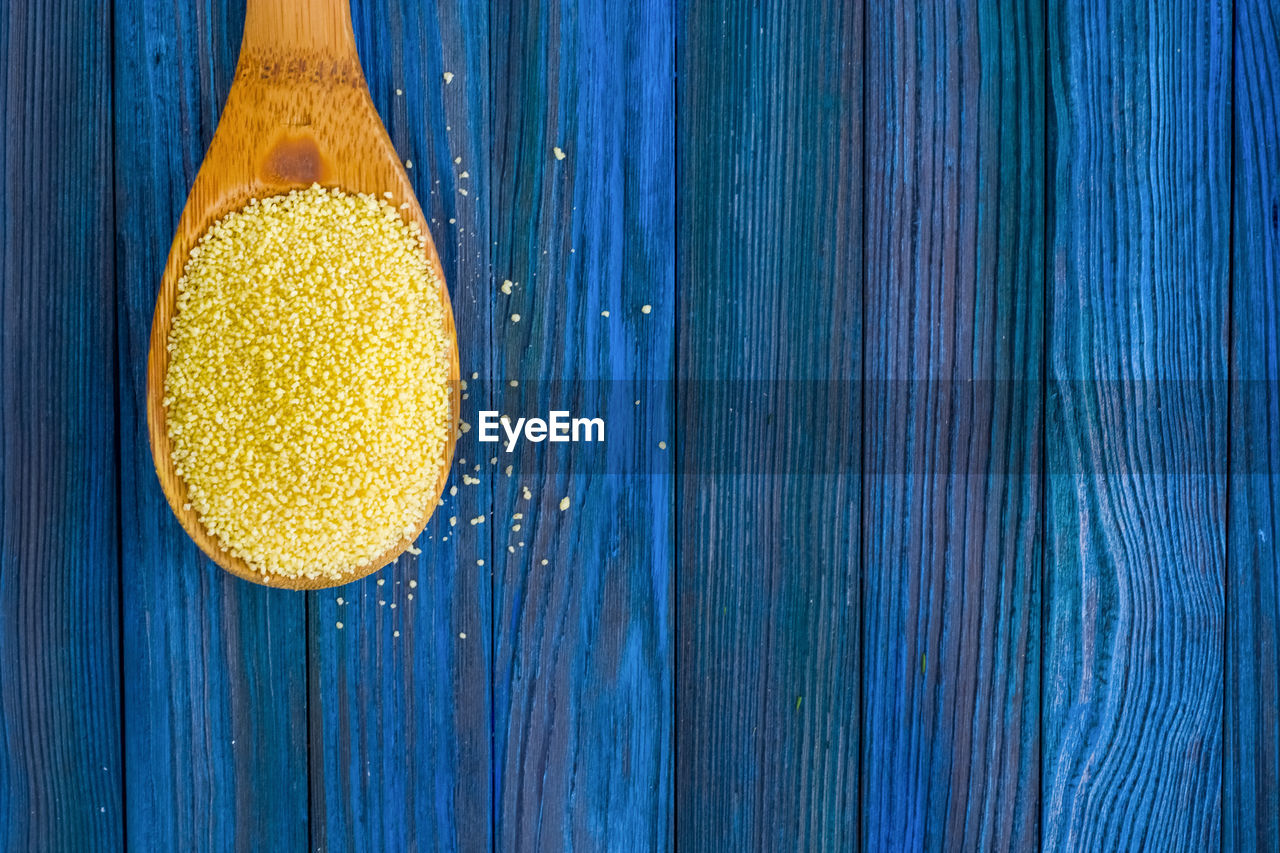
114, 1, 309, 847
490, 0, 674, 847
860, 0, 1043, 848
1227, 0, 1280, 847
13, 0, 1280, 846
0, 0, 123, 847
675, 0, 862, 849
1043, 0, 1230, 848
306, 0, 492, 848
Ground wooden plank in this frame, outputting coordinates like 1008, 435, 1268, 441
489, 0, 674, 848
1226, 0, 1280, 847
860, 0, 1043, 848
113, 3, 310, 848
674, 1, 861, 849
1042, 1, 1230, 847
305, 0, 492, 849
0, 1, 122, 847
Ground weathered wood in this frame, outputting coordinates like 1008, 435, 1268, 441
114, 1, 309, 847
1042, 1, 1230, 847
860, 0, 1044, 848
1227, 0, 1280, 847
14, 0, 1280, 845
675, 0, 863, 848
0, 1, 123, 848
305, 0, 492, 849
489, 0, 675, 847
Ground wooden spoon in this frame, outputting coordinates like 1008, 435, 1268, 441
146, 0, 459, 590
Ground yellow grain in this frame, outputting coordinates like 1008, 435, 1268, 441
164, 185, 452, 581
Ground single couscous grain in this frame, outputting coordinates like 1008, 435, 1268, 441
164, 184, 452, 581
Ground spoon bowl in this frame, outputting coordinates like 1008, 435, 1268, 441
147, 0, 459, 589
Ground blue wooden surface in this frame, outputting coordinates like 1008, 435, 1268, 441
861, 0, 1043, 848
1043, 0, 1231, 848
113, 1, 310, 848
5, 0, 1280, 849
0, 1, 122, 848
490, 0, 675, 848
305, 2, 492, 850
675, 1, 862, 849
1228, 0, 1280, 848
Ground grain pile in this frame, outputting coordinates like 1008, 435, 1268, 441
163, 184, 452, 581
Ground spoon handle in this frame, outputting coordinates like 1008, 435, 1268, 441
241, 0, 357, 55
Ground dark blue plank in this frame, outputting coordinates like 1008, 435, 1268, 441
861, 0, 1044, 848
113, 2, 310, 848
490, 0, 674, 847
675, 1, 862, 848
1043, 0, 1230, 847
1226, 0, 1280, 847
0, 1, 122, 847
306, 0, 492, 849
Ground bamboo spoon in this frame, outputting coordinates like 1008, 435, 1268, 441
146, 0, 459, 590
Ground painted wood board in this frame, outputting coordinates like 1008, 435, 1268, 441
489, 0, 675, 847
0, 1, 123, 848
860, 0, 1044, 848
113, 1, 310, 849
1042, 0, 1231, 847
8, 0, 1280, 846
1227, 0, 1280, 847
674, 0, 863, 848
305, 0, 493, 849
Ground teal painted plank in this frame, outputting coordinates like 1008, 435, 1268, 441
0, 0, 123, 847
1043, 0, 1230, 847
490, 0, 674, 847
860, 0, 1043, 848
1227, 0, 1280, 847
113, 2, 310, 848
675, 1, 862, 848
306, 0, 492, 849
